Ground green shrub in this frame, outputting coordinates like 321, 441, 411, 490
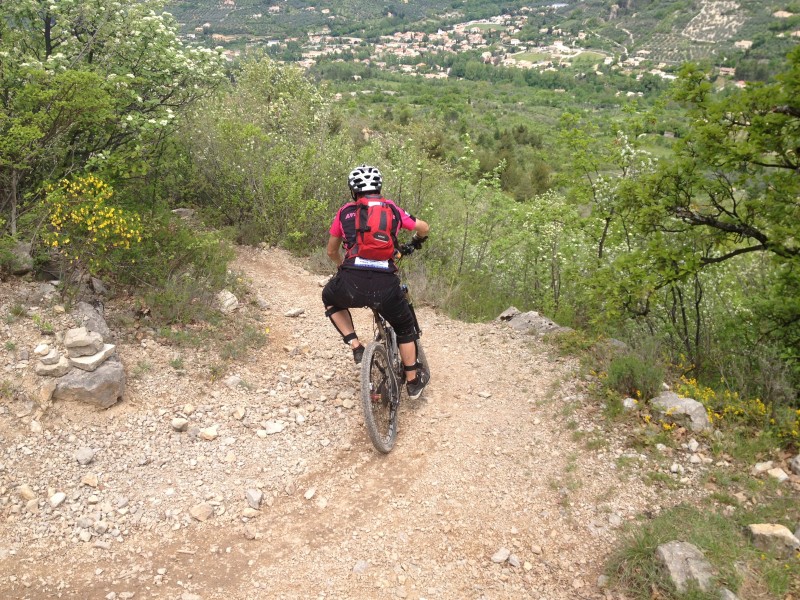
145, 275, 220, 325
41, 175, 142, 275
123, 216, 234, 325
607, 354, 665, 401
0, 235, 19, 278
677, 376, 799, 448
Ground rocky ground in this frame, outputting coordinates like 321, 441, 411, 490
0, 246, 753, 600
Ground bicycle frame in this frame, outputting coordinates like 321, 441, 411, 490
360, 243, 429, 453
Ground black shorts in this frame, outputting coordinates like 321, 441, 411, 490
322, 268, 418, 344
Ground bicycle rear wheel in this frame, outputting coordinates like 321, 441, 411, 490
361, 342, 399, 453
415, 340, 430, 383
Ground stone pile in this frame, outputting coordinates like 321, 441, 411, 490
34, 326, 125, 409
63, 327, 116, 372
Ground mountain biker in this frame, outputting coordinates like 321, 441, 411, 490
322, 164, 430, 400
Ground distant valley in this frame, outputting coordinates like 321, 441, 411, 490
166, 0, 800, 80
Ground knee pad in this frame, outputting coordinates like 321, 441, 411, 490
396, 330, 419, 345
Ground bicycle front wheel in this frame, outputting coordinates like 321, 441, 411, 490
361, 342, 399, 453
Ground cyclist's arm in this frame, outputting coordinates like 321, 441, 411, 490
412, 218, 429, 238
327, 235, 344, 267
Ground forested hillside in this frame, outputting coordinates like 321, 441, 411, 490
1, 0, 798, 432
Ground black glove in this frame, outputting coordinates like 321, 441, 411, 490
411, 233, 427, 249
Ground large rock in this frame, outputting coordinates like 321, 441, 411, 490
655, 541, 714, 593
746, 524, 800, 557
53, 358, 125, 409
789, 454, 800, 476
72, 301, 112, 340
651, 391, 712, 432
497, 306, 572, 337
11, 242, 34, 275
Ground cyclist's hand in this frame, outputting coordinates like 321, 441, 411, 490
411, 233, 427, 250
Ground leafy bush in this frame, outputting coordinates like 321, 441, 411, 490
607, 354, 665, 401
40, 175, 142, 278
121, 215, 234, 325
0, 234, 19, 278
677, 376, 799, 447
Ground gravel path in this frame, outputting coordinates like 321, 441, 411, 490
0, 246, 707, 599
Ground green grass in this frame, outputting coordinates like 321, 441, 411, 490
708, 491, 738, 506
131, 360, 152, 379
0, 379, 15, 398
472, 23, 505, 31
616, 454, 639, 469
607, 502, 800, 599
584, 435, 609, 451
572, 51, 606, 65
628, 426, 674, 452
604, 393, 626, 419
510, 50, 550, 62
709, 427, 782, 464
219, 324, 267, 361
644, 471, 681, 490
157, 327, 211, 347
31, 314, 54, 334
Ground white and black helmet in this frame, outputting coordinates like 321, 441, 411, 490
347, 164, 382, 194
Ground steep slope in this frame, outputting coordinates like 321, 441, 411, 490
0, 246, 707, 599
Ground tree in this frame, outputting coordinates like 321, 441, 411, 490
611, 49, 800, 390
0, 0, 225, 235
181, 57, 349, 247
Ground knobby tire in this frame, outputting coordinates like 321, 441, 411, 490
415, 340, 430, 386
361, 342, 399, 453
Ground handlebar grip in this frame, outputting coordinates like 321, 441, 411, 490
398, 243, 416, 256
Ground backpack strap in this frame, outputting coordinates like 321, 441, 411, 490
356, 201, 370, 233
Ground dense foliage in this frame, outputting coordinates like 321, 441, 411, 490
1, 0, 797, 438
0, 0, 228, 303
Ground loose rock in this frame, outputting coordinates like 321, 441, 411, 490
246, 489, 263, 510
746, 523, 800, 557
655, 541, 714, 593
75, 448, 96, 465
189, 503, 214, 522
491, 547, 511, 563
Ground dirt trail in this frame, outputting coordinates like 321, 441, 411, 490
0, 247, 691, 600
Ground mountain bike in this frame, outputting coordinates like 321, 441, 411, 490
360, 243, 430, 453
